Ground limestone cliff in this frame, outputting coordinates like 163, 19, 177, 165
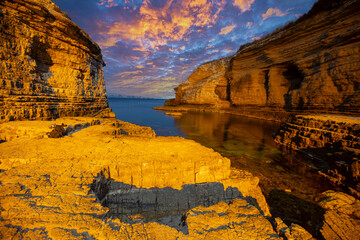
0, 0, 108, 121
174, 57, 231, 107
173, 0, 360, 114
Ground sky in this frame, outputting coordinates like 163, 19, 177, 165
53, 0, 317, 99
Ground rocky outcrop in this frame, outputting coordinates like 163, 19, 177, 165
171, 0, 360, 115
317, 191, 360, 240
174, 57, 231, 107
274, 115, 360, 195
0, 0, 108, 121
0, 117, 290, 239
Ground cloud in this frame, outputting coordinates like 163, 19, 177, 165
233, 0, 255, 13
246, 22, 254, 28
219, 24, 237, 35
262, 8, 288, 20
53, 0, 318, 98
98, 0, 226, 50
97, 0, 118, 8
223, 48, 235, 53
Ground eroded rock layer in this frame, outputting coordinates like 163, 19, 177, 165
275, 115, 360, 195
0, 0, 108, 121
173, 0, 360, 114
174, 57, 231, 107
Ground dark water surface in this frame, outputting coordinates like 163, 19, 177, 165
108, 98, 336, 203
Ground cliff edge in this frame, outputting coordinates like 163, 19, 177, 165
171, 0, 360, 115
0, 0, 108, 121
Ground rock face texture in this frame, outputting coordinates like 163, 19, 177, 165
174, 57, 231, 107
317, 191, 360, 240
0, 0, 108, 121
0, 117, 287, 239
275, 115, 360, 195
172, 0, 360, 114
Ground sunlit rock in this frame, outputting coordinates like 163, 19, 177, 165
0, 117, 280, 239
0, 0, 108, 121
170, 0, 360, 117
174, 57, 231, 107
317, 191, 360, 240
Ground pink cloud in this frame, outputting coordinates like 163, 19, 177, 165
233, 0, 255, 13
97, 0, 226, 50
219, 24, 237, 35
97, 0, 118, 8
262, 8, 288, 20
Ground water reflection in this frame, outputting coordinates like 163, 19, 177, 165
174, 112, 281, 159
108, 97, 337, 202
173, 112, 337, 202
108, 98, 338, 235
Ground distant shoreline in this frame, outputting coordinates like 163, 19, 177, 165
108, 96, 167, 101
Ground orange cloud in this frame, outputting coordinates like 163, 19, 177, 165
98, 0, 226, 50
262, 8, 287, 20
97, 0, 118, 8
219, 24, 237, 35
233, 0, 255, 12
113, 70, 143, 78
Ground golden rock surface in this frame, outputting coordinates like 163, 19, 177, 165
318, 191, 360, 240
0, 0, 108, 121
174, 57, 231, 107
0, 117, 285, 239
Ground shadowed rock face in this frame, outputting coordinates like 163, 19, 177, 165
0, 0, 108, 121
173, 0, 360, 113
275, 114, 360, 195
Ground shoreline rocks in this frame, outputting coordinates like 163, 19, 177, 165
274, 115, 360, 196
0, 117, 283, 239
317, 191, 360, 239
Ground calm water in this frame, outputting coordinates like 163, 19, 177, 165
108, 98, 338, 236
108, 98, 185, 137
108, 98, 336, 201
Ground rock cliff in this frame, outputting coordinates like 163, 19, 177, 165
275, 115, 360, 195
174, 57, 231, 107
172, 0, 360, 114
0, 0, 108, 121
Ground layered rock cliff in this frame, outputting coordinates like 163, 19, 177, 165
0, 0, 108, 121
173, 57, 231, 107
172, 0, 360, 114
275, 115, 360, 195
